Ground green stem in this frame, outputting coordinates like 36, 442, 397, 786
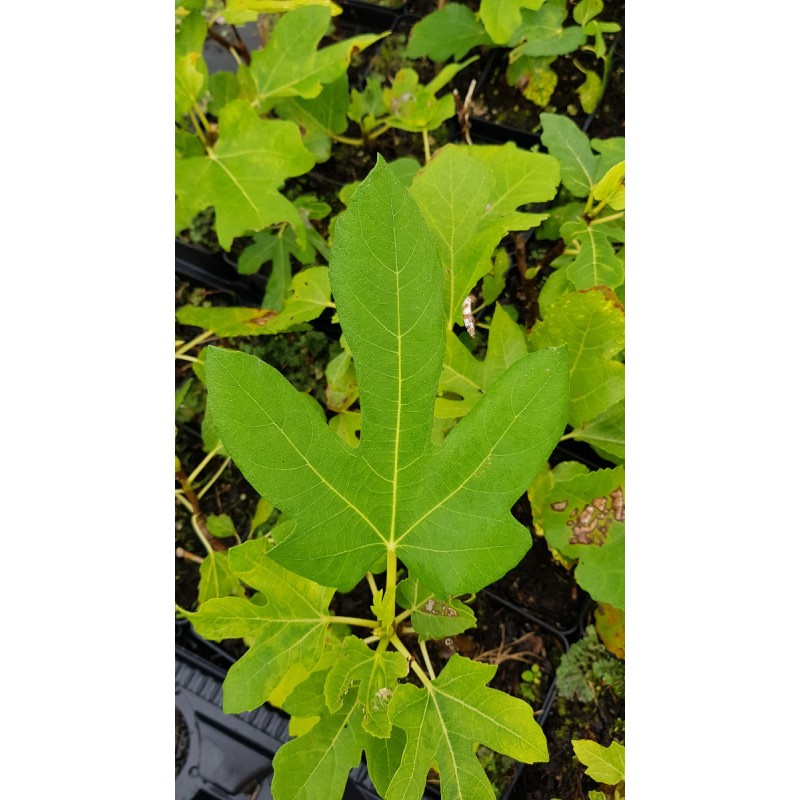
196, 456, 231, 501
367, 122, 391, 140
390, 634, 432, 686
191, 515, 214, 557
331, 133, 366, 147
422, 129, 431, 163
327, 615, 381, 629
366, 572, 379, 597
188, 108, 210, 150
419, 640, 436, 680
393, 608, 413, 627
193, 102, 212, 137
176, 329, 214, 358
175, 491, 194, 513
590, 210, 625, 226
175, 354, 199, 364
187, 442, 224, 487
383, 547, 398, 628
176, 546, 204, 565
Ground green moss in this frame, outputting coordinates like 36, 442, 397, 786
555, 625, 624, 704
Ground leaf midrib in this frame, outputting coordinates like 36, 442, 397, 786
396, 352, 565, 544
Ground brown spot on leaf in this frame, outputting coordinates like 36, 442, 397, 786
570, 519, 598, 545
610, 487, 625, 521
249, 310, 278, 326
550, 500, 568, 512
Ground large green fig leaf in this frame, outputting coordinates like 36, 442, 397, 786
410, 143, 560, 326
205, 158, 570, 598
175, 100, 314, 249
385, 655, 548, 799
181, 538, 335, 712
529, 287, 624, 427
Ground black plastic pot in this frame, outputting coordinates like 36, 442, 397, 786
176, 240, 266, 307
336, 0, 413, 35
176, 584, 564, 800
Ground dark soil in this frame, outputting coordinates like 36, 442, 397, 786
513, 686, 625, 799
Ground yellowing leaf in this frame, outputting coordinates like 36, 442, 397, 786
572, 739, 625, 785
175, 267, 333, 336
182, 538, 334, 712
175, 101, 314, 249
386, 655, 548, 798
411, 143, 560, 326
479, 0, 546, 44
324, 635, 408, 737
529, 288, 624, 427
436, 303, 527, 418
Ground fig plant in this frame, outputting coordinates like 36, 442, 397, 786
179, 158, 571, 798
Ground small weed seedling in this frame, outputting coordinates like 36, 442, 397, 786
180, 158, 570, 799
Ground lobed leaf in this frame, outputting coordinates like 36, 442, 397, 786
560, 217, 624, 289
529, 287, 624, 427
410, 143, 560, 326
175, 100, 314, 249
479, 0, 546, 44
183, 538, 335, 712
386, 655, 548, 799
206, 159, 570, 598
323, 635, 408, 736
246, 6, 385, 110
572, 739, 625, 785
272, 693, 367, 800
197, 551, 244, 604
509, 1, 587, 57
407, 4, 493, 61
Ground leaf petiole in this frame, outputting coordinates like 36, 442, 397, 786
187, 442, 224, 487
420, 640, 436, 680
326, 615, 381, 629
196, 456, 231, 500
175, 329, 214, 358
390, 634, 432, 686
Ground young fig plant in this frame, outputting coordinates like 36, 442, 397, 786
180, 157, 570, 799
